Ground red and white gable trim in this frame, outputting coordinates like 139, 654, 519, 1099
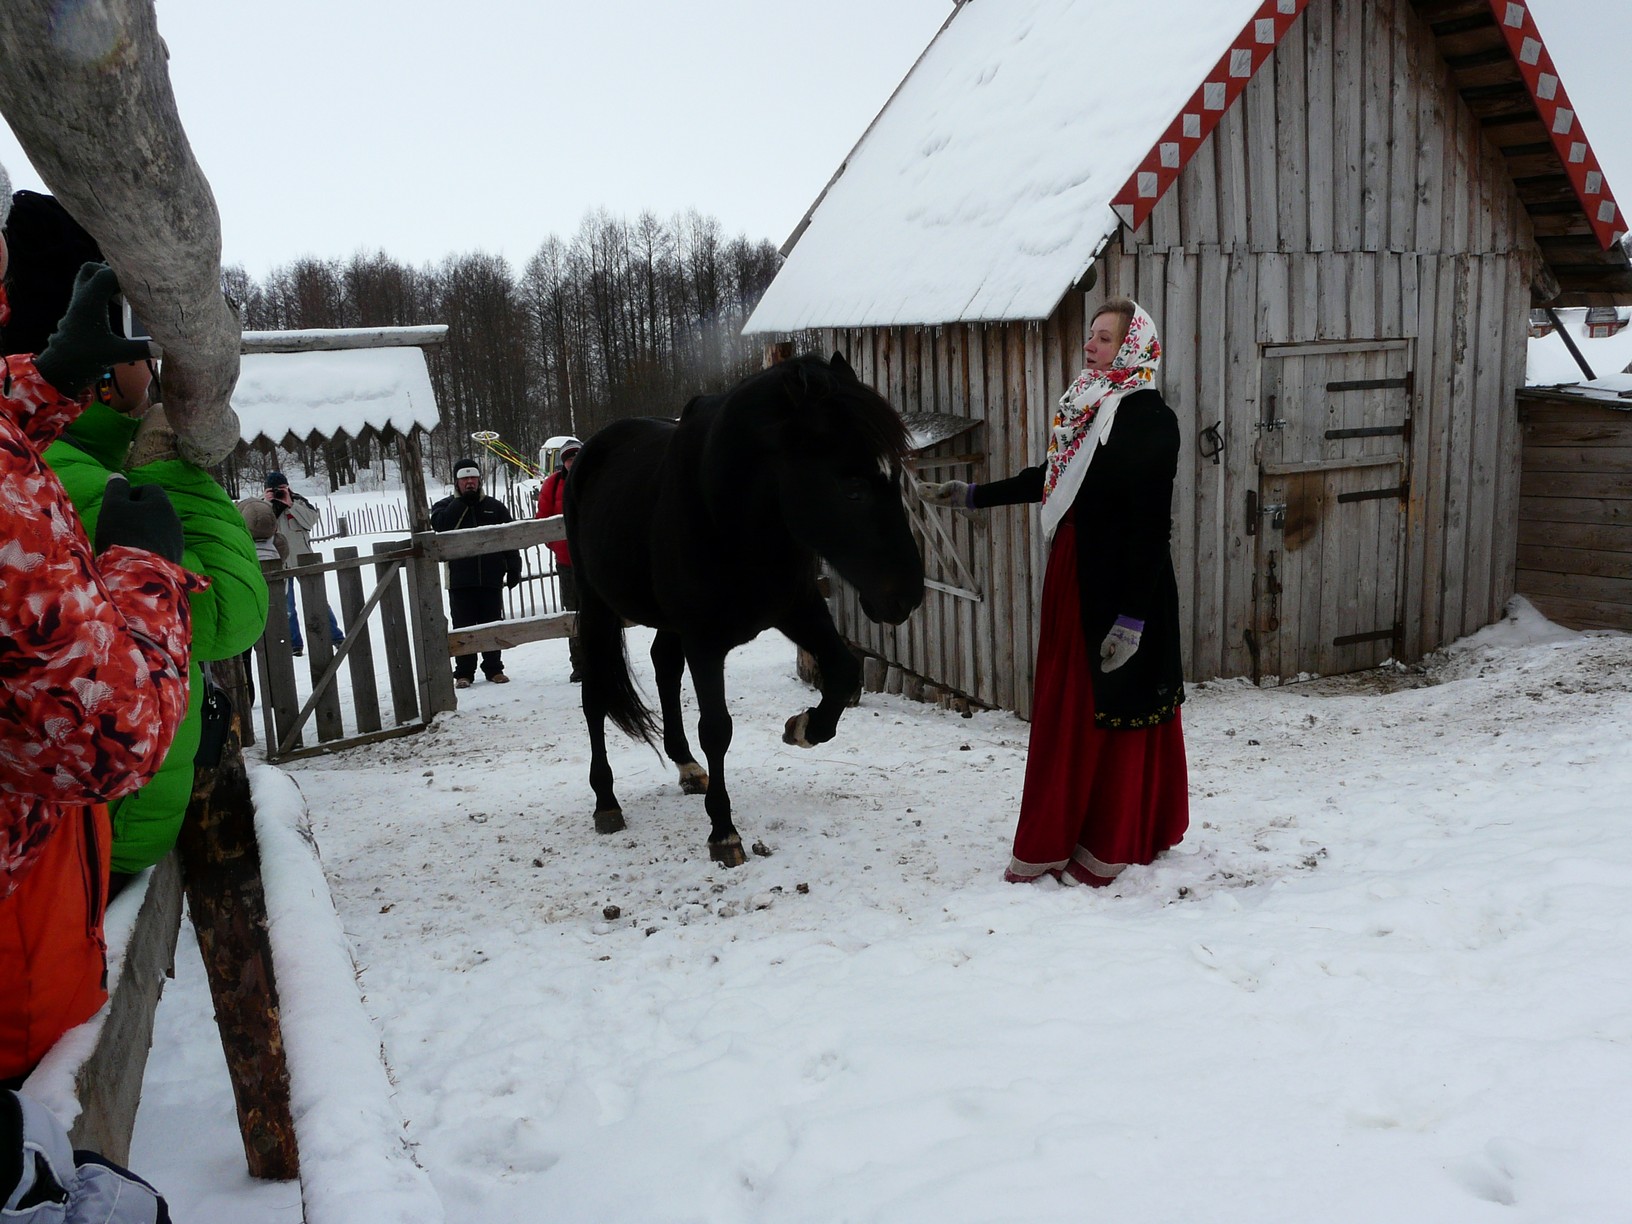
1488, 0, 1624, 250
1110, 0, 1624, 251
1110, 0, 1308, 232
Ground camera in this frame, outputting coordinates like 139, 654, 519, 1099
112, 293, 152, 342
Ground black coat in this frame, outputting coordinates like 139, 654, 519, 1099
430, 493, 522, 590
974, 387, 1184, 727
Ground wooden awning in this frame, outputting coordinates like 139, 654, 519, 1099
1417, 0, 1632, 305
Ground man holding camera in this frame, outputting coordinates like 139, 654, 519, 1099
263, 470, 340, 656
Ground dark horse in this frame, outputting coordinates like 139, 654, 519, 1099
564, 352, 925, 866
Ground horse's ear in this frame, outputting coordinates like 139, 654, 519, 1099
830, 351, 856, 380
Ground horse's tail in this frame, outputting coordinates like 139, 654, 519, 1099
575, 573, 659, 747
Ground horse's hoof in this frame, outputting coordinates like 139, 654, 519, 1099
782, 711, 812, 748
709, 835, 747, 868
678, 762, 709, 794
594, 808, 626, 835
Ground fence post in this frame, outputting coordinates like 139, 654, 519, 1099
333, 546, 382, 734
294, 553, 345, 743
260, 565, 302, 756
373, 541, 420, 725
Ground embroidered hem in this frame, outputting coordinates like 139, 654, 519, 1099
1093, 691, 1183, 731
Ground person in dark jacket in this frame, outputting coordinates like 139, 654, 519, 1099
922, 298, 1188, 887
431, 457, 522, 686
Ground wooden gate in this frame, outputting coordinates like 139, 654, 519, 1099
1250, 340, 1414, 681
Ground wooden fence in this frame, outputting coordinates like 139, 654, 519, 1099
1516, 390, 1632, 631
249, 516, 576, 761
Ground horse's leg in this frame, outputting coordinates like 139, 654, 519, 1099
684, 645, 745, 867
651, 630, 706, 794
776, 595, 862, 748
580, 665, 625, 834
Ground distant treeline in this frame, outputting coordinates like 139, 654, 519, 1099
225, 208, 782, 490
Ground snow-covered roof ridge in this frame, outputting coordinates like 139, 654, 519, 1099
746, 0, 1629, 333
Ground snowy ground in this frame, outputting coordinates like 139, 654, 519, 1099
123, 589, 1632, 1222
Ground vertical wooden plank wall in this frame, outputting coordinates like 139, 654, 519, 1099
821, 0, 1543, 714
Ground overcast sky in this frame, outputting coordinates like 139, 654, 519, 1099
0, 0, 1626, 278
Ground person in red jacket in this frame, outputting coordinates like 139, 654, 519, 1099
0, 173, 201, 1085
534, 437, 583, 681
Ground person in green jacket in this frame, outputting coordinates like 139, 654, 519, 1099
1, 192, 268, 883
45, 374, 268, 882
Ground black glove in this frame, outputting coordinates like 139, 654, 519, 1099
33, 263, 153, 397
94, 474, 185, 564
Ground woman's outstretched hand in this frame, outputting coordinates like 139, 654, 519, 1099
918, 479, 974, 508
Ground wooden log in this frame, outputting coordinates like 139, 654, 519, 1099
0, 1, 240, 466
884, 663, 905, 695
902, 672, 924, 703
862, 655, 886, 692
259, 568, 303, 756
240, 325, 448, 353
174, 725, 299, 1180
445, 611, 576, 656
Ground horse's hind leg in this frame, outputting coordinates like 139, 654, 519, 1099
651, 630, 707, 795
685, 646, 745, 867
580, 675, 625, 834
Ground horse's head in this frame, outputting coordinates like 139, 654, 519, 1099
762, 353, 925, 625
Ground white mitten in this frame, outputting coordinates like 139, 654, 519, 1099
1099, 616, 1144, 673
917, 479, 974, 508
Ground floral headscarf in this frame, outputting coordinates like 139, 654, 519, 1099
1039, 302, 1161, 542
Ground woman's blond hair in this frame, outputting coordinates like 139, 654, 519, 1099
1090, 297, 1137, 343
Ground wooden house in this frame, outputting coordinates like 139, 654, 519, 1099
1584, 305, 1629, 338
745, 0, 1632, 715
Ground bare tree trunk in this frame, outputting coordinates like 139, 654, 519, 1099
0, 0, 241, 466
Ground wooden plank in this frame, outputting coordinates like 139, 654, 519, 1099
1361, 0, 1389, 253
407, 532, 457, 718
1463, 256, 1506, 630
1222, 248, 1261, 678
1489, 258, 1530, 619
1332, 0, 1365, 250
1263, 338, 1411, 358
1164, 251, 1199, 677
1245, 34, 1280, 254
332, 547, 382, 735
1517, 496, 1632, 527
949, 325, 978, 700
64, 854, 183, 1167
1180, 111, 1220, 251
1521, 470, 1632, 500
1439, 256, 1477, 644
258, 568, 303, 756
373, 541, 420, 725
1516, 542, 1632, 579
1521, 419, 1632, 447
1388, 0, 1418, 253
1013, 322, 1038, 717
1521, 446, 1632, 474
422, 515, 564, 561
1194, 249, 1231, 676
1304, 0, 1335, 253
1517, 591, 1632, 632
1274, 12, 1309, 254
1398, 259, 1429, 661
1214, 81, 1251, 247
293, 558, 345, 743
1518, 518, 1632, 553
966, 323, 995, 706
1513, 568, 1632, 603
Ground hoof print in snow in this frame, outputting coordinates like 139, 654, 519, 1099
603, 904, 622, 920
752, 840, 772, 857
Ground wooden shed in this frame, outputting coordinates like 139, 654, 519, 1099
1518, 308, 1632, 631
745, 0, 1632, 715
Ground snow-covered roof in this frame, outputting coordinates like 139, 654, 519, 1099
747, 0, 1630, 332
1527, 307, 1632, 397
232, 346, 441, 447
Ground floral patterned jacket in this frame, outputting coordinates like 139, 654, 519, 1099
0, 354, 201, 900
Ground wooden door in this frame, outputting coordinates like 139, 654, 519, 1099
1251, 341, 1412, 681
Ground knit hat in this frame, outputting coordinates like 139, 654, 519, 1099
0, 190, 114, 357
264, 470, 290, 489
453, 457, 481, 481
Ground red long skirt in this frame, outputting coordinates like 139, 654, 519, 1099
1006, 521, 1190, 886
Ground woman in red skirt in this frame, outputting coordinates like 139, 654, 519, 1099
923, 299, 1188, 885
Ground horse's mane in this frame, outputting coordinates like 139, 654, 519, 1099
775, 355, 911, 465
